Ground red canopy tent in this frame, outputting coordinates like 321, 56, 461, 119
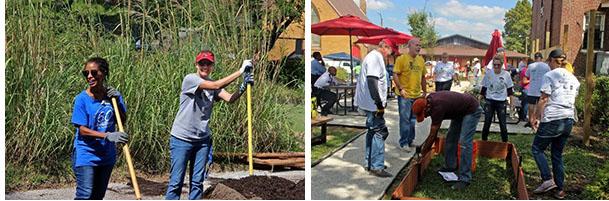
355, 29, 413, 46
312, 15, 398, 84
483, 29, 508, 70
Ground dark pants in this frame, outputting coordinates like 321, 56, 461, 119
519, 91, 529, 121
435, 80, 452, 91
73, 164, 114, 200
312, 74, 321, 88
482, 99, 508, 142
532, 118, 574, 191
314, 87, 337, 116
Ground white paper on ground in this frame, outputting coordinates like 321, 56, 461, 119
415, 117, 432, 142
438, 171, 459, 181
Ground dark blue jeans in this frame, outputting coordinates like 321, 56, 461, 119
364, 111, 388, 170
73, 164, 114, 200
531, 118, 574, 191
165, 136, 211, 200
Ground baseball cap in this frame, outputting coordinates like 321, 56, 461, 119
412, 98, 427, 122
548, 49, 565, 59
534, 52, 543, 59
473, 58, 479, 62
381, 38, 398, 54
195, 50, 215, 63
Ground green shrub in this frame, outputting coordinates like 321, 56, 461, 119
575, 76, 609, 129
277, 57, 305, 88
583, 161, 609, 199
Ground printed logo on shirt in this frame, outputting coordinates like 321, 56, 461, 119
93, 100, 114, 131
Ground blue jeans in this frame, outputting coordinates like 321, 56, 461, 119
531, 118, 574, 191
165, 136, 211, 200
73, 164, 114, 200
364, 111, 388, 170
398, 97, 416, 147
443, 106, 483, 183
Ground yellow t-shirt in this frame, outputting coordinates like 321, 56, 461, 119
394, 54, 427, 98
565, 62, 574, 74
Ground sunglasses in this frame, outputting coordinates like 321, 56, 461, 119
81, 70, 100, 77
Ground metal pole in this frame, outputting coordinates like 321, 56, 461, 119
349, 29, 354, 86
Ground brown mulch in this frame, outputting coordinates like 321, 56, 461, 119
207, 176, 304, 200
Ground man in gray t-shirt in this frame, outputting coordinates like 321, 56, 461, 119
166, 50, 254, 200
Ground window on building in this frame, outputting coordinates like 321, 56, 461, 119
583, 11, 605, 50
295, 39, 303, 55
312, 6, 320, 48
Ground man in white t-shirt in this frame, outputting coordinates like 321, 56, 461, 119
530, 49, 580, 199
526, 52, 551, 127
432, 52, 456, 91
480, 56, 514, 142
313, 66, 339, 116
355, 38, 394, 177
472, 58, 481, 81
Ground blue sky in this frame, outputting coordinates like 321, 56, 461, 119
356, 0, 521, 43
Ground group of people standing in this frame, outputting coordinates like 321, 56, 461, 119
355, 36, 580, 199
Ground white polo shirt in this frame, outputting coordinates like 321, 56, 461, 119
314, 72, 337, 88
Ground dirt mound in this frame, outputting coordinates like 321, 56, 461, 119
207, 176, 304, 200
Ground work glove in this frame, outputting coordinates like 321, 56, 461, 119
239, 73, 254, 94
106, 86, 121, 98
239, 59, 253, 74
375, 102, 385, 118
105, 131, 129, 143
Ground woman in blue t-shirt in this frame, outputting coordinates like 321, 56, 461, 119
70, 57, 128, 200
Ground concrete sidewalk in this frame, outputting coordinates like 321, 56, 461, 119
312, 99, 429, 200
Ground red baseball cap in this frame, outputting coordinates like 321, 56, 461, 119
381, 38, 399, 55
412, 98, 427, 122
195, 50, 215, 63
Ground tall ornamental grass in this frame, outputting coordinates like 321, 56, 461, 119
6, 0, 304, 178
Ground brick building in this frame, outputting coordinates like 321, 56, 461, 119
531, 0, 609, 76
312, 0, 369, 59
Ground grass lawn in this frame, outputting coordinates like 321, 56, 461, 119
311, 126, 365, 162
384, 130, 609, 200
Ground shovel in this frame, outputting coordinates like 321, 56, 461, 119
111, 97, 142, 200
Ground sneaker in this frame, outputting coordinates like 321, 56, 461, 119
451, 181, 469, 190
554, 190, 566, 199
533, 179, 557, 194
369, 169, 392, 177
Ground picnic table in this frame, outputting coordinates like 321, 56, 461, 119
327, 84, 356, 115
311, 116, 334, 145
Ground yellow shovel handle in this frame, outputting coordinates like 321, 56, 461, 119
247, 84, 254, 175
111, 98, 142, 200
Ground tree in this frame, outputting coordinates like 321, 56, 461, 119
503, 0, 532, 54
407, 11, 438, 48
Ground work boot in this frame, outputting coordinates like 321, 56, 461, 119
554, 190, 566, 199
451, 181, 469, 190
533, 179, 557, 194
369, 169, 392, 177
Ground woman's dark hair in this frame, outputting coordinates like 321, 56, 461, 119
85, 57, 109, 77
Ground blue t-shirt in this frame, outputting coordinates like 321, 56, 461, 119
311, 59, 326, 76
71, 90, 126, 167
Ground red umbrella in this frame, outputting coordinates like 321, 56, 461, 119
355, 29, 413, 45
312, 15, 398, 84
483, 29, 507, 70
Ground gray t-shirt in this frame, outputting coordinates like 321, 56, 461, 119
171, 73, 222, 142
355, 50, 387, 112
540, 68, 580, 123
526, 61, 551, 97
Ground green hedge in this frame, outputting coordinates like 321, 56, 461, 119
575, 76, 609, 130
